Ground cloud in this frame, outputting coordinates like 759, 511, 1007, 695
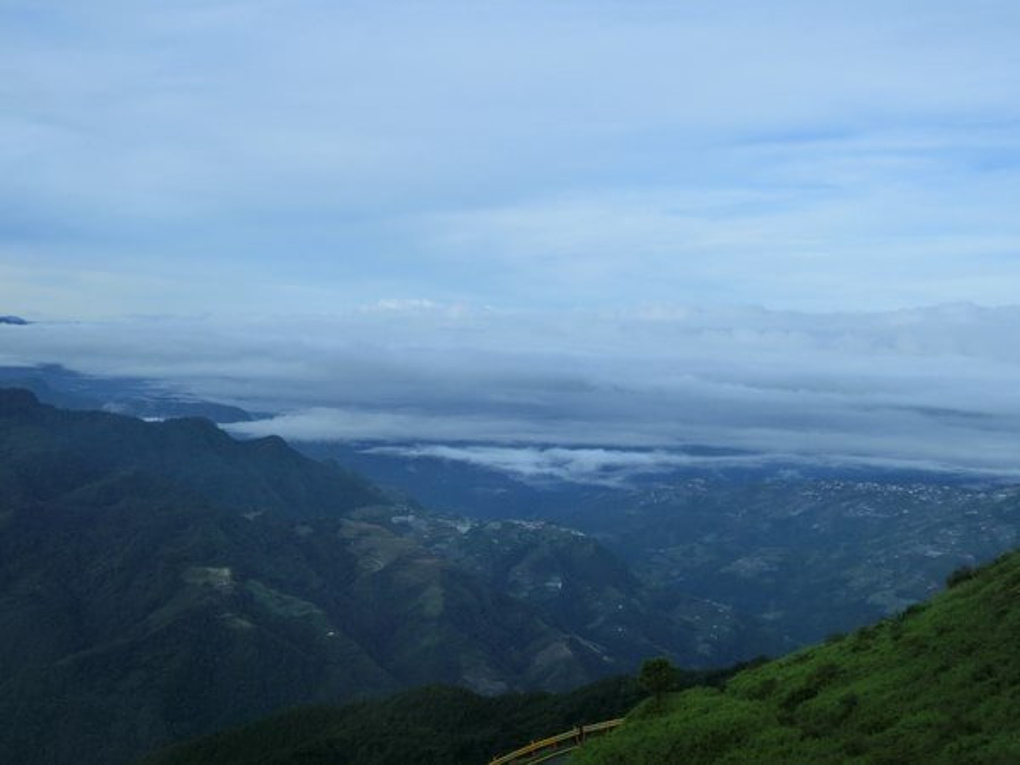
358, 443, 1020, 486
357, 444, 792, 486
2, 4, 1019, 479
6, 303, 1020, 479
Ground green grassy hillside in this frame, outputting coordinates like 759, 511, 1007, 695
572, 551, 1020, 764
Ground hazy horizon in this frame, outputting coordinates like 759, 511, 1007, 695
3, 2, 1020, 480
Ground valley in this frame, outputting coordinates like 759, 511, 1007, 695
299, 440, 1020, 647
1, 383, 1017, 763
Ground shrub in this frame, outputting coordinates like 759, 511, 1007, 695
746, 677, 779, 700
946, 565, 976, 589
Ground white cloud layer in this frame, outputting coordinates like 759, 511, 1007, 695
360, 444, 803, 486
4, 303, 1020, 479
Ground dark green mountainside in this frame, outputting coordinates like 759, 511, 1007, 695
141, 550, 1020, 765
0, 386, 380, 519
140, 663, 756, 765
0, 390, 616, 764
573, 550, 1020, 763
140, 676, 648, 765
377, 509, 775, 668
0, 363, 254, 422
8, 387, 1015, 763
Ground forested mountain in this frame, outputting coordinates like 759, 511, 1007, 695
0, 391, 586, 763
374, 507, 777, 667
549, 479, 1020, 645
307, 440, 1020, 647
142, 549, 1020, 764
3, 388, 1016, 763
0, 390, 754, 765
140, 676, 651, 765
0, 364, 253, 423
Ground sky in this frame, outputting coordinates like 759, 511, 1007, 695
2, 2, 1020, 480
2, 1, 1020, 316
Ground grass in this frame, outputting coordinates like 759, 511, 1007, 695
572, 551, 1020, 764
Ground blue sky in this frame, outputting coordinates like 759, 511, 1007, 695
3, 2, 1020, 478
2, 1, 1019, 317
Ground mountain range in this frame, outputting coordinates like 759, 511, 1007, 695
302, 440, 1020, 647
0, 389, 758, 765
0, 364, 253, 423
142, 547, 1020, 763
2, 381, 1018, 763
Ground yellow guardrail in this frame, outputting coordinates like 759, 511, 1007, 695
488, 718, 624, 764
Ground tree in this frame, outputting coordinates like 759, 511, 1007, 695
638, 657, 676, 701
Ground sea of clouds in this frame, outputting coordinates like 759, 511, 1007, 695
3, 301, 1020, 481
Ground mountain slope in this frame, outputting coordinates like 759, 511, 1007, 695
140, 669, 739, 765
375, 508, 777, 668
140, 676, 650, 765
0, 363, 253, 422
573, 550, 1020, 763
549, 479, 1020, 647
0, 387, 383, 519
0, 390, 608, 764
298, 441, 1020, 650
141, 551, 1020, 764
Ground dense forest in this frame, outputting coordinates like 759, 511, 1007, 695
143, 550, 1020, 763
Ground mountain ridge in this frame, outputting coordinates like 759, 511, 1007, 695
0, 389, 734, 765
139, 549, 1020, 764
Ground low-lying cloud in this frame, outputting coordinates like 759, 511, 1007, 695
4, 302, 1020, 481
360, 444, 786, 486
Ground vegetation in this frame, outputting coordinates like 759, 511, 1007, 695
0, 390, 609, 764
4, 388, 1019, 764
141, 664, 746, 765
946, 564, 977, 588
140, 677, 644, 765
311, 438, 1020, 650
555, 480, 1020, 650
572, 550, 1020, 763
638, 658, 677, 702
361, 504, 775, 671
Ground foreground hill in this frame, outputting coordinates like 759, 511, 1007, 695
140, 676, 647, 765
573, 550, 1020, 763
140, 664, 759, 765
